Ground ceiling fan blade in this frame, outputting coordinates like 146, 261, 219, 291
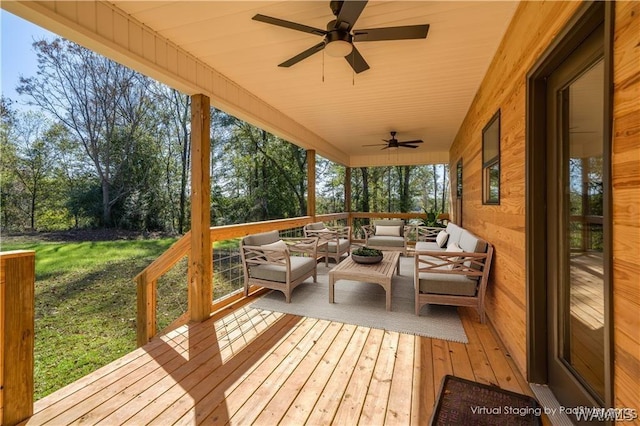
336, 1, 368, 31
344, 46, 370, 73
398, 140, 423, 145
279, 42, 326, 67
400, 144, 419, 148
253, 14, 327, 36
362, 143, 388, 147
354, 24, 430, 42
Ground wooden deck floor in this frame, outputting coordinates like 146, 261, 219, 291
25, 303, 535, 425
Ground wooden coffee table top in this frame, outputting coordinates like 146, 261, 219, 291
329, 251, 400, 281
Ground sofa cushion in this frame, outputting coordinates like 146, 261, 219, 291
417, 272, 478, 296
368, 235, 405, 247
458, 231, 488, 254
445, 242, 463, 270
445, 223, 464, 245
436, 230, 449, 248
415, 241, 442, 251
376, 225, 401, 237
250, 256, 316, 283
243, 230, 279, 246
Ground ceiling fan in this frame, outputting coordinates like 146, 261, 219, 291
363, 131, 424, 150
252, 0, 430, 74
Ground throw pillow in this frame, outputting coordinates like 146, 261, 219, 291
261, 240, 289, 262
445, 242, 463, 270
436, 230, 449, 248
375, 225, 401, 237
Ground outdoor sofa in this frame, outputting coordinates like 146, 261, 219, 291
413, 222, 494, 323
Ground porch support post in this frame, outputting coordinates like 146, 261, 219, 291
307, 150, 316, 219
345, 167, 352, 229
1, 250, 35, 425
189, 94, 212, 322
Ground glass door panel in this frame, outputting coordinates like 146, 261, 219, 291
562, 59, 605, 401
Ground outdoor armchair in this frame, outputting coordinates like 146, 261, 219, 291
362, 219, 410, 255
240, 230, 318, 303
303, 222, 351, 266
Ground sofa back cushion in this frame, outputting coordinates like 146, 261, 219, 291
445, 222, 464, 245
243, 230, 279, 246
459, 231, 488, 254
373, 219, 405, 236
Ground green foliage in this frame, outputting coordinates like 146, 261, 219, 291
421, 208, 446, 227
352, 247, 383, 257
1, 237, 179, 399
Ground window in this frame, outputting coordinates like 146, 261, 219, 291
456, 159, 463, 198
482, 110, 500, 204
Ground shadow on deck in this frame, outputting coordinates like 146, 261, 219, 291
26, 259, 535, 425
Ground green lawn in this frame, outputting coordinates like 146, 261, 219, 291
1, 237, 185, 400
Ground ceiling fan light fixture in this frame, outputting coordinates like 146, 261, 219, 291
325, 31, 353, 57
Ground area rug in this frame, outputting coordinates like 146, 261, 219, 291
250, 256, 468, 343
431, 375, 541, 425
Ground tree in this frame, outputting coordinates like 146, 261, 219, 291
18, 38, 154, 226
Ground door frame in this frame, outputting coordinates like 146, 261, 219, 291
525, 0, 614, 406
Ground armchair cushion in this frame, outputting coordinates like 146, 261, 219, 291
375, 225, 402, 237
373, 219, 405, 236
305, 222, 328, 231
249, 256, 317, 283
261, 239, 289, 261
243, 230, 279, 246
367, 235, 405, 247
327, 238, 350, 253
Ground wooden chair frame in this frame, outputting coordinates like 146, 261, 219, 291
414, 244, 494, 323
240, 237, 318, 303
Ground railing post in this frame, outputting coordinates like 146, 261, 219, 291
136, 271, 157, 347
189, 94, 213, 322
307, 150, 316, 219
345, 167, 352, 230
1, 250, 35, 426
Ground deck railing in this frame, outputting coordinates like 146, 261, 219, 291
134, 212, 424, 345
1, 250, 36, 425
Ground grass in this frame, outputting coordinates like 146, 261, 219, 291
1, 237, 184, 400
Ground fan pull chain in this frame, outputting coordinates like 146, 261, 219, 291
322, 49, 325, 83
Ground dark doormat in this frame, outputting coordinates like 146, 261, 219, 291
430, 375, 543, 425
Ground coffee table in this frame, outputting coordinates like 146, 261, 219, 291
328, 251, 401, 311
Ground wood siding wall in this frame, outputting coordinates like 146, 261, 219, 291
611, 1, 639, 411
450, 0, 639, 409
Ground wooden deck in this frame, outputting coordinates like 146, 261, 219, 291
24, 298, 536, 425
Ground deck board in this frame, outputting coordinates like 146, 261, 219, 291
26, 301, 537, 425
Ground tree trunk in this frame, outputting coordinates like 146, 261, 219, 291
432, 164, 439, 212
360, 167, 369, 213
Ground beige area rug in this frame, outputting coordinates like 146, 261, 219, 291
250, 256, 469, 343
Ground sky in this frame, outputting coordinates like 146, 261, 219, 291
1, 9, 57, 109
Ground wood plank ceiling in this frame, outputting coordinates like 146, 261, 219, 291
53, 1, 521, 166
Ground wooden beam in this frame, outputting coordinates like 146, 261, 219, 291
307, 150, 316, 219
189, 94, 212, 322
1, 250, 35, 426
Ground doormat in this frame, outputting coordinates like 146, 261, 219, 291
430, 375, 542, 425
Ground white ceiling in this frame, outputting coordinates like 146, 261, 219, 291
114, 1, 519, 165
